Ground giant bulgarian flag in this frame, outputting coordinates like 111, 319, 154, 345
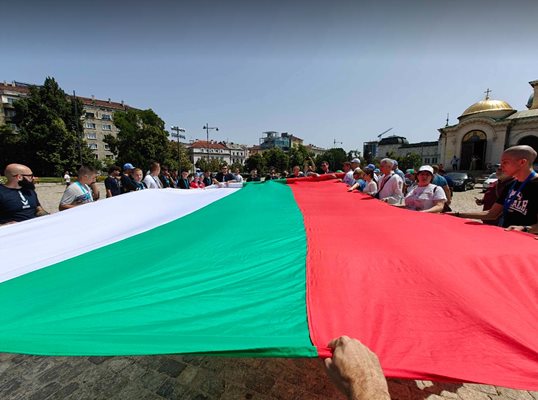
0, 178, 537, 390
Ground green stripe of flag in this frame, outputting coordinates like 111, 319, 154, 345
0, 182, 317, 357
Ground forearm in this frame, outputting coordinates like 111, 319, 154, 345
59, 203, 78, 211
456, 210, 495, 220
35, 206, 49, 217
443, 186, 451, 204
422, 202, 444, 213
349, 376, 390, 400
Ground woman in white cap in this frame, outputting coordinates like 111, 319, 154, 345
404, 165, 447, 213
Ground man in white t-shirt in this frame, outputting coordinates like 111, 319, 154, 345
376, 158, 403, 204
59, 166, 97, 211
143, 162, 163, 189
63, 171, 71, 187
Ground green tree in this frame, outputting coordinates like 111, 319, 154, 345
395, 152, 422, 171
105, 109, 171, 171
0, 125, 20, 171
195, 158, 223, 172
244, 153, 266, 174
12, 77, 97, 176
165, 140, 192, 172
230, 162, 244, 173
315, 148, 347, 172
263, 148, 289, 173
288, 144, 313, 169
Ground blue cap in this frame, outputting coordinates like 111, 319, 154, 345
374, 168, 380, 173
367, 164, 375, 170
123, 163, 135, 170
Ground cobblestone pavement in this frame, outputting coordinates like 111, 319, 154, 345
1, 184, 536, 399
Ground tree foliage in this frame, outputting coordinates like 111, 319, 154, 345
288, 144, 314, 169
394, 152, 422, 171
262, 148, 289, 173
195, 158, 223, 173
244, 153, 266, 174
9, 77, 97, 176
165, 140, 192, 172
105, 109, 171, 171
315, 148, 347, 172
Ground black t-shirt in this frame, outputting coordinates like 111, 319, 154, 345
215, 172, 235, 182
104, 176, 121, 197
496, 174, 538, 227
120, 174, 138, 193
246, 176, 261, 182
0, 185, 40, 224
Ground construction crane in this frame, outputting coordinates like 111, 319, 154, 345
377, 127, 393, 139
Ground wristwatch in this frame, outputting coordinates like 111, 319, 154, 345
522, 226, 531, 232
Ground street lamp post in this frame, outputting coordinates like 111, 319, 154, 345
203, 123, 219, 163
170, 125, 186, 172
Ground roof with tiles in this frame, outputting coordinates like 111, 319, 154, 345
79, 96, 131, 111
189, 140, 227, 149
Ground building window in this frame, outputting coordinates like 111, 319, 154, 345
105, 155, 113, 159
424, 158, 431, 164
85, 112, 95, 119
88, 143, 98, 150
102, 114, 111, 121
85, 122, 96, 129
86, 133, 97, 140
6, 97, 17, 104
104, 144, 110, 150
102, 124, 112, 131
431, 157, 437, 164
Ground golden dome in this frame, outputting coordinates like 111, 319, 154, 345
459, 99, 515, 119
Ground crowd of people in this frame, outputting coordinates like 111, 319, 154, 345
1, 145, 537, 237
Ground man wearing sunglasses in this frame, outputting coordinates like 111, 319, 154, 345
0, 163, 48, 225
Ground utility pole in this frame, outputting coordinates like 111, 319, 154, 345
203, 123, 219, 162
170, 126, 186, 172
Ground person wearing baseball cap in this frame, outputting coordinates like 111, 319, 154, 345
120, 162, 138, 194
403, 165, 446, 213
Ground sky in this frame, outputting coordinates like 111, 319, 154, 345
2, 0, 538, 151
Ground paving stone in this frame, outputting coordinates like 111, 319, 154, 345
244, 369, 276, 393
457, 386, 494, 400
157, 358, 187, 378
106, 357, 135, 373
28, 381, 62, 400
177, 365, 200, 386
138, 369, 170, 392
439, 389, 459, 399
529, 391, 538, 400
87, 356, 109, 365
497, 388, 534, 400
109, 383, 164, 400
50, 382, 80, 399
464, 384, 499, 396
156, 379, 176, 399
0, 377, 23, 393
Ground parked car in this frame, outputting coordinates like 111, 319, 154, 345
482, 172, 498, 192
446, 172, 475, 191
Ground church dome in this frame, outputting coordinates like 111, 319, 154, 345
459, 98, 515, 120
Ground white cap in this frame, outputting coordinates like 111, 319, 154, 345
418, 165, 434, 174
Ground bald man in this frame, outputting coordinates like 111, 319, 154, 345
0, 164, 48, 225
454, 145, 538, 233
